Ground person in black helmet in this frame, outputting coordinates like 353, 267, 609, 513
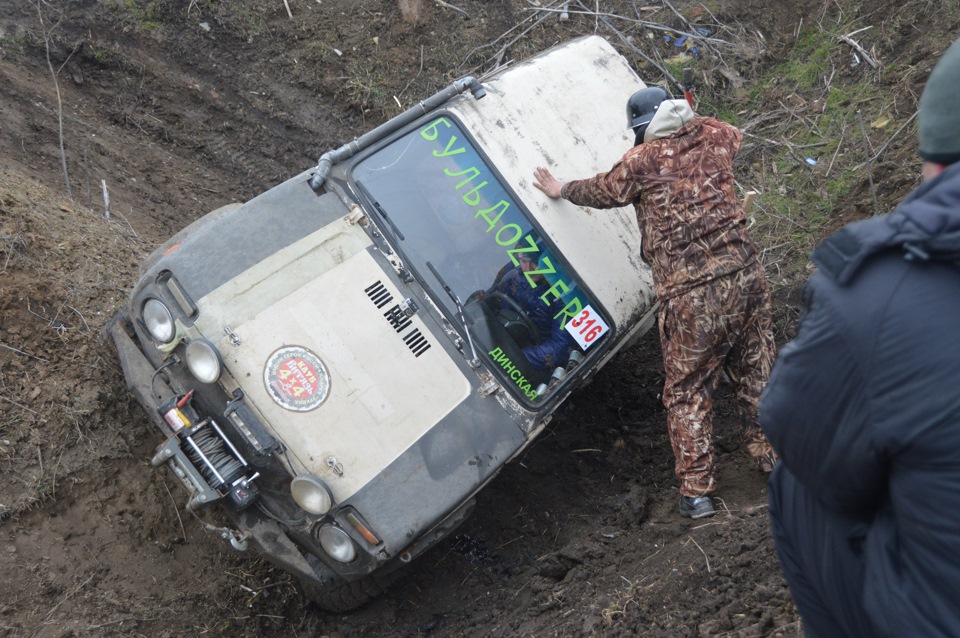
625, 86, 670, 146
532, 86, 777, 520
759, 38, 960, 637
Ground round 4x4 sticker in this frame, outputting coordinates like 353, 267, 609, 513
264, 346, 331, 411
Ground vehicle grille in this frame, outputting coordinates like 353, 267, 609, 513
365, 280, 393, 308
365, 281, 432, 358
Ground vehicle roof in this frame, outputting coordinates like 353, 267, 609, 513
446, 35, 657, 327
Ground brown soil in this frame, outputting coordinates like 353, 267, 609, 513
0, 1, 952, 636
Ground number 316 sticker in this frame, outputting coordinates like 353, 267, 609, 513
565, 305, 609, 350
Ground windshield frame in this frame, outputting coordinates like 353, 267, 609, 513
347, 111, 616, 407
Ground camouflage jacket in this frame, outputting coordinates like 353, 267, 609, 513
562, 116, 757, 300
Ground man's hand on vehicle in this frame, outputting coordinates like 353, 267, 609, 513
533, 166, 565, 199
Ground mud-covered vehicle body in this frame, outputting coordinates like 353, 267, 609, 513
109, 35, 657, 610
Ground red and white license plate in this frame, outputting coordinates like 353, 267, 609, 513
565, 304, 608, 350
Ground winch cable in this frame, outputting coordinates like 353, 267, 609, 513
185, 426, 245, 488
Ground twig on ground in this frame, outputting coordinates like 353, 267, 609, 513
825, 116, 848, 178
527, 6, 730, 45
0, 394, 39, 415
0, 342, 49, 362
0, 233, 23, 275
398, 45, 425, 99
494, 536, 523, 550
458, 0, 566, 71
43, 574, 95, 621
282, 0, 293, 19
36, 1, 72, 198
101, 178, 110, 219
687, 535, 711, 572
658, 0, 726, 63
511, 579, 531, 599
537, 5, 731, 47
870, 110, 918, 163
838, 27, 878, 69
161, 478, 188, 541
82, 148, 91, 208
66, 305, 92, 334
484, 3, 560, 69
436, 0, 468, 17
857, 110, 881, 215
51, 445, 65, 499
598, 16, 682, 93
460, 566, 478, 587
742, 132, 826, 151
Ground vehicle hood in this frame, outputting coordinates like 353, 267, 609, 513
190, 215, 471, 502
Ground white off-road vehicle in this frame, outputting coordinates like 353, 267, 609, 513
109, 35, 657, 611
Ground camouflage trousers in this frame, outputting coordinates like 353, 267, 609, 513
658, 261, 777, 497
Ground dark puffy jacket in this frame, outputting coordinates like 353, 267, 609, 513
760, 162, 960, 636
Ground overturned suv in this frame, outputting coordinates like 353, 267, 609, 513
109, 35, 657, 611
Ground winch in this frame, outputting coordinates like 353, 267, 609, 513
151, 391, 259, 511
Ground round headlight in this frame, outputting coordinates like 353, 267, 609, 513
290, 475, 333, 515
318, 525, 357, 563
143, 299, 175, 343
184, 339, 223, 384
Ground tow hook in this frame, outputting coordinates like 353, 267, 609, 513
225, 529, 251, 551
201, 521, 251, 551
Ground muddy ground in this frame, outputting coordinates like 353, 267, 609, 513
0, 1, 952, 636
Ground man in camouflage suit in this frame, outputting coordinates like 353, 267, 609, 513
533, 88, 776, 519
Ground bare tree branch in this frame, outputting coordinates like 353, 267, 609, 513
36, 1, 71, 199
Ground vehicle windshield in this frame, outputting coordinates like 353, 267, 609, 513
352, 115, 609, 403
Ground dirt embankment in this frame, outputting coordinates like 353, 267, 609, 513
0, 1, 952, 636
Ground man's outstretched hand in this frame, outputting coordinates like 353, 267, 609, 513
533, 166, 565, 199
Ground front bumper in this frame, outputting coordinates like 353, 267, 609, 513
107, 312, 325, 580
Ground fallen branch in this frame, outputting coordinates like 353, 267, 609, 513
0, 394, 40, 415
101, 178, 110, 219
161, 477, 188, 542
870, 110, 918, 162
0, 342, 50, 362
459, 0, 564, 72
435, 0, 468, 17
44, 574, 95, 622
687, 535, 712, 573
111, 207, 143, 241
597, 16, 682, 94
282, 0, 292, 19
857, 110, 881, 215
524, 6, 730, 45
36, 1, 72, 199
838, 27, 878, 69
398, 44, 425, 99
657, 0, 725, 62
825, 124, 846, 178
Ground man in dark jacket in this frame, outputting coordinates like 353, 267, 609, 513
760, 38, 960, 637
534, 90, 777, 519
493, 252, 575, 376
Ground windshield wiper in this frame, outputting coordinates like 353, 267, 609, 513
372, 201, 405, 241
426, 261, 479, 368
